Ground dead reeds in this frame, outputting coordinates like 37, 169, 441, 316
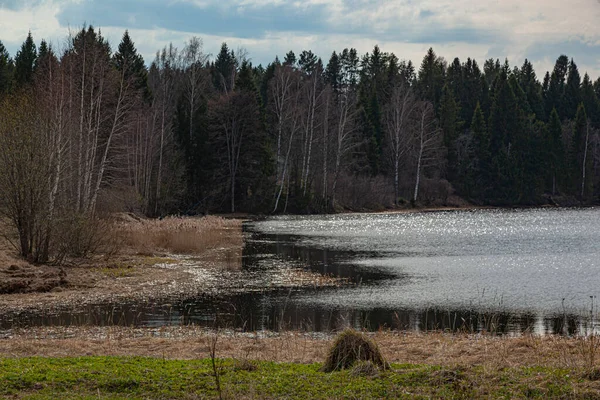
113, 215, 242, 256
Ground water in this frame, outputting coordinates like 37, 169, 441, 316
3, 208, 600, 335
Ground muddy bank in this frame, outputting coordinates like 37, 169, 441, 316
0, 216, 344, 316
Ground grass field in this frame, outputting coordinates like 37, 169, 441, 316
1, 356, 600, 399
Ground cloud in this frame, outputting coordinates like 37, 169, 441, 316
0, 0, 599, 78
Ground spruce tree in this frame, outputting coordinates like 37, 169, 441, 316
470, 102, 489, 200
417, 47, 445, 110
519, 59, 545, 120
213, 43, 237, 92
325, 51, 342, 93
545, 55, 568, 119
0, 40, 13, 94
14, 31, 37, 87
35, 39, 49, 73
113, 30, 148, 93
581, 73, 600, 127
564, 59, 582, 120
439, 84, 462, 181
460, 58, 483, 127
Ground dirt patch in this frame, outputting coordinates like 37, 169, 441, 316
0, 264, 67, 294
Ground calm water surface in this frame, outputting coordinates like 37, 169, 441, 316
3, 208, 600, 335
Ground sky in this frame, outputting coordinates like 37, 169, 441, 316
1, 0, 600, 79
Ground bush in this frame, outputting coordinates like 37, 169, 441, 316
321, 329, 388, 372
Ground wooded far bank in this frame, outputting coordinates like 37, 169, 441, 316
0, 27, 599, 262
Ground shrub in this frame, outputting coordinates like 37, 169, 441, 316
321, 329, 388, 372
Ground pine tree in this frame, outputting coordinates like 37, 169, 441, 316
284, 50, 296, 66
298, 50, 318, 74
14, 31, 37, 87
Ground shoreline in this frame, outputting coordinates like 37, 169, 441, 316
0, 217, 343, 317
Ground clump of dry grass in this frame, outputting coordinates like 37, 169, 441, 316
321, 329, 388, 372
113, 215, 242, 256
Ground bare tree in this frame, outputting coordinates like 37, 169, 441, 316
384, 82, 416, 205
181, 37, 209, 141
269, 65, 302, 212
412, 101, 443, 203
0, 92, 52, 262
330, 89, 359, 207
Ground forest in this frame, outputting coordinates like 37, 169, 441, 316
0, 27, 600, 261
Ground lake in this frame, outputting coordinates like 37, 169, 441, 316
3, 208, 600, 335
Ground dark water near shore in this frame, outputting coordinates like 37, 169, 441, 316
3, 208, 600, 335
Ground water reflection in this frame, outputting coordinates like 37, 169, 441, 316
2, 208, 600, 336
2, 291, 598, 336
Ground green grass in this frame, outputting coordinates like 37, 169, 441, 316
0, 357, 597, 399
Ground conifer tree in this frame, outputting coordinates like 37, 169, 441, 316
518, 59, 545, 120
14, 31, 37, 87
470, 102, 489, 199
0, 41, 13, 94
417, 47, 445, 110
213, 43, 237, 93
545, 55, 568, 119
325, 51, 342, 93
439, 84, 461, 181
581, 73, 600, 127
113, 30, 148, 93
564, 59, 582, 120
284, 51, 296, 66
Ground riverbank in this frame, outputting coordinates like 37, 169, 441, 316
1, 328, 600, 398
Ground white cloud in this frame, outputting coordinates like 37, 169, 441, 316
1, 0, 599, 77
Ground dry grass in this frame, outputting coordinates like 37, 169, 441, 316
2, 327, 600, 373
321, 329, 388, 372
113, 215, 242, 257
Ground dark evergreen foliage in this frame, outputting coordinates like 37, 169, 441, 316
1, 31, 600, 213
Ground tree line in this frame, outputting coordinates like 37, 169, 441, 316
1, 28, 600, 260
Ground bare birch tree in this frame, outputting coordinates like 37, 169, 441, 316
412, 101, 443, 202
384, 82, 416, 205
